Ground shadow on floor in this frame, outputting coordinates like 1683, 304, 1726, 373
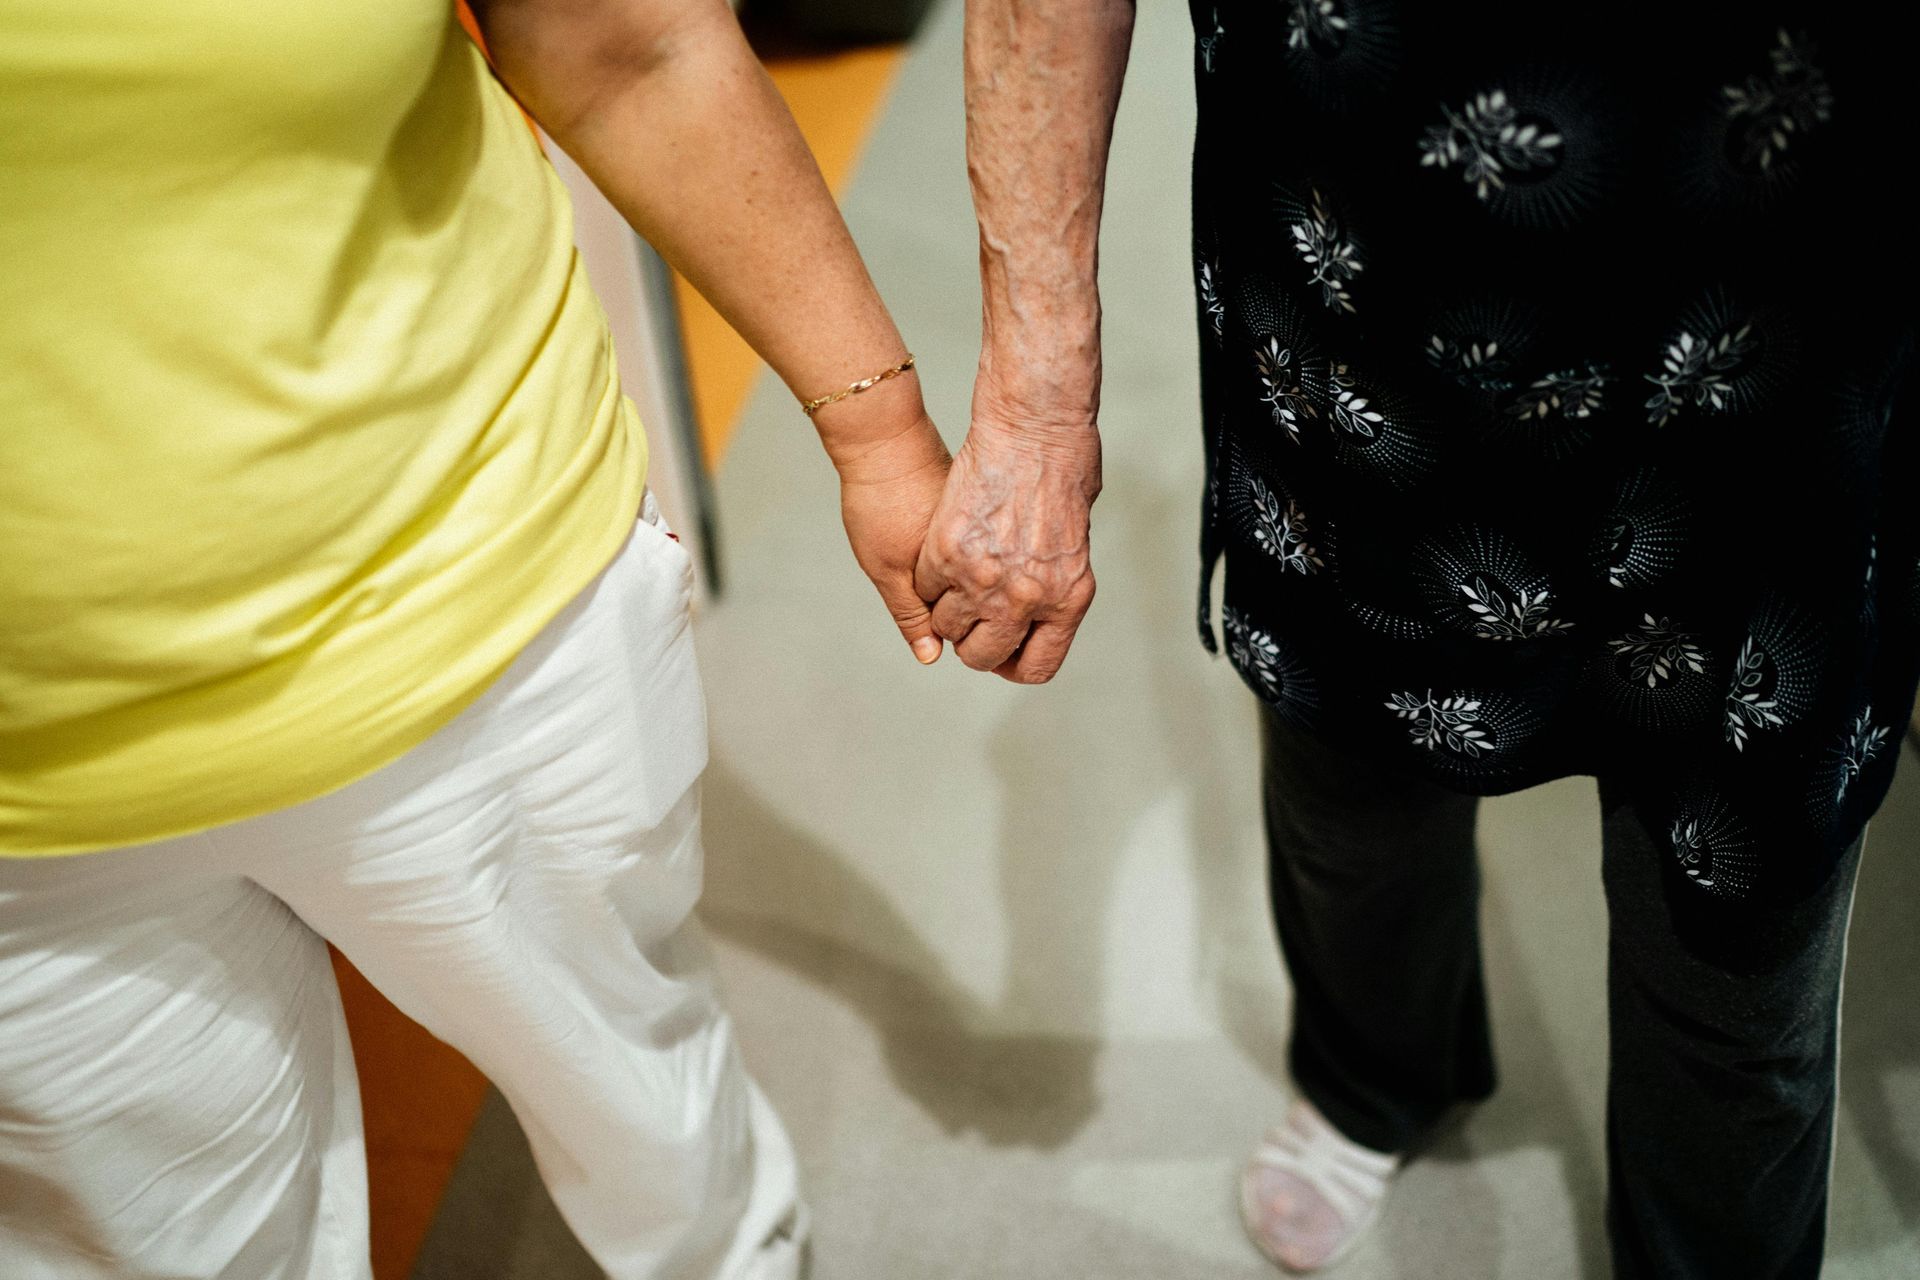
700, 761, 1102, 1149
411, 1090, 598, 1280
699, 459, 1271, 1153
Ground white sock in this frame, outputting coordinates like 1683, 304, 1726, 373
1240, 1098, 1398, 1273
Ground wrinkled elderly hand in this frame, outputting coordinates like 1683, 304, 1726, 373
913, 397, 1100, 684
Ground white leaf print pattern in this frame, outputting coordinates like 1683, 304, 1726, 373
1508, 363, 1610, 420
1458, 575, 1573, 640
1199, 9, 1224, 73
1608, 614, 1708, 687
1665, 796, 1760, 897
1199, 259, 1225, 339
1286, 0, 1348, 52
1670, 817, 1717, 886
1724, 635, 1785, 750
1642, 323, 1755, 426
1328, 363, 1384, 438
1224, 606, 1298, 706
1722, 30, 1833, 172
1386, 690, 1492, 756
1254, 336, 1316, 442
1835, 708, 1890, 803
1289, 188, 1362, 314
1426, 333, 1515, 391
1600, 521, 1633, 589
1418, 90, 1562, 201
1249, 476, 1325, 575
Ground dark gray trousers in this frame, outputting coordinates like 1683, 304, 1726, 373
1260, 711, 1861, 1280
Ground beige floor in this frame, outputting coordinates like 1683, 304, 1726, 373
413, 3, 1920, 1276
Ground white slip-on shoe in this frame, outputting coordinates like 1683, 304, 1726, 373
1239, 1098, 1399, 1273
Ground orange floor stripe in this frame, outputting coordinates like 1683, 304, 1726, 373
331, 950, 491, 1280
337, 28, 905, 1280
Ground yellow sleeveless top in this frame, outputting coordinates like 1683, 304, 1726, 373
0, 1, 649, 855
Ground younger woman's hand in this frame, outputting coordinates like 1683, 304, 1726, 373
832, 411, 953, 665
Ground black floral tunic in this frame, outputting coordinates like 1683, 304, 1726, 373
1190, 1, 1917, 904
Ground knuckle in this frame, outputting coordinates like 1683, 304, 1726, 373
1006, 577, 1046, 611
962, 562, 1001, 593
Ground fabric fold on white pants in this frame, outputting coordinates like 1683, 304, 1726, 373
0, 495, 803, 1280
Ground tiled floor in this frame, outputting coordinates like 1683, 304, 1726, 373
413, 3, 1920, 1276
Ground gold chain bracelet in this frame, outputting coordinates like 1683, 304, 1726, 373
800, 354, 917, 418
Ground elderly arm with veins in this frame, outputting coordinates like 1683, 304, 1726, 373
469, 0, 951, 662
915, 0, 1136, 683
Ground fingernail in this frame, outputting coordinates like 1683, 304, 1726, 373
912, 636, 941, 665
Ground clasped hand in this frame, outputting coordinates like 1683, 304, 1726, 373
837, 393, 1100, 685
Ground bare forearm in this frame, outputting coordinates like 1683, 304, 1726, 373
473, 0, 919, 464
965, 0, 1134, 434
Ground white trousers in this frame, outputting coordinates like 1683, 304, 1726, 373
0, 499, 804, 1280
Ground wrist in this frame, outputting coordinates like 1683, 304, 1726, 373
811, 368, 931, 468
972, 350, 1102, 451
976, 235, 1102, 427
976, 297, 1101, 431
964, 387, 1103, 505
820, 394, 948, 486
